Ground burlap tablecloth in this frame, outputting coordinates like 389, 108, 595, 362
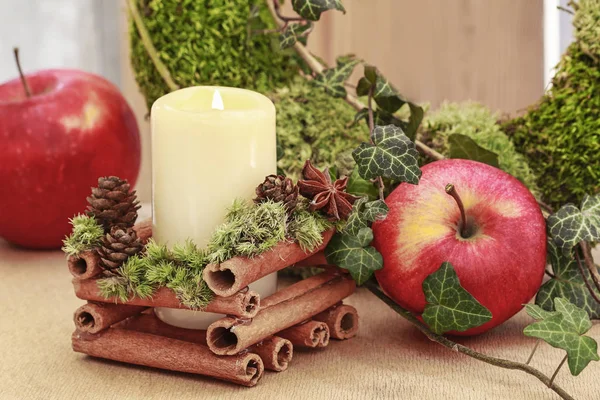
1, 237, 598, 400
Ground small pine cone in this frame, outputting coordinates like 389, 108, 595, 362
97, 227, 144, 272
86, 176, 140, 231
254, 174, 299, 213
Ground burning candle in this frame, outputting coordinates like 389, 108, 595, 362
151, 86, 278, 329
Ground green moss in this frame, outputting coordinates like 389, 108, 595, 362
97, 198, 333, 307
503, 43, 600, 207
572, 0, 600, 60
61, 215, 104, 256
274, 78, 370, 179
421, 102, 540, 196
130, 0, 301, 110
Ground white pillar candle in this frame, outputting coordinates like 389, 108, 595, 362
151, 86, 278, 329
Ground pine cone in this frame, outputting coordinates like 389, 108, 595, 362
97, 227, 144, 271
254, 174, 299, 213
86, 176, 140, 231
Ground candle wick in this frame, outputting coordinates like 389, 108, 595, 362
212, 90, 224, 110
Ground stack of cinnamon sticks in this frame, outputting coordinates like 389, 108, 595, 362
68, 221, 359, 386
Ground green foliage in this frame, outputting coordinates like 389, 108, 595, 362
325, 197, 387, 285
274, 77, 369, 180
346, 166, 378, 200
536, 240, 600, 319
279, 22, 312, 49
547, 193, 600, 253
352, 124, 421, 183
447, 134, 499, 168
61, 215, 104, 257
572, 0, 600, 60
503, 43, 600, 207
421, 102, 539, 196
292, 0, 345, 21
354, 66, 424, 140
313, 56, 360, 98
524, 298, 599, 376
325, 227, 382, 285
130, 0, 301, 110
421, 262, 492, 334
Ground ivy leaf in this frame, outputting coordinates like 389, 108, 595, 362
524, 297, 599, 376
356, 66, 406, 113
447, 134, 500, 168
421, 262, 493, 334
362, 200, 388, 222
292, 0, 345, 21
325, 227, 383, 285
346, 166, 378, 201
404, 103, 424, 141
352, 124, 421, 183
536, 240, 600, 319
279, 23, 312, 49
313, 57, 359, 98
344, 197, 369, 236
547, 193, 600, 253
524, 304, 558, 321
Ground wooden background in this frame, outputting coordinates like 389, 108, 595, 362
120, 0, 545, 202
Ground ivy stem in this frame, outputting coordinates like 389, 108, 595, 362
526, 340, 540, 364
13, 47, 31, 97
575, 248, 600, 304
445, 184, 468, 237
367, 84, 385, 200
364, 280, 574, 400
545, 269, 556, 279
580, 241, 600, 294
549, 355, 568, 387
273, 0, 305, 22
127, 0, 179, 92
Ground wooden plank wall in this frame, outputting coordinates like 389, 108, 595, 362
124, 0, 545, 202
292, 0, 544, 113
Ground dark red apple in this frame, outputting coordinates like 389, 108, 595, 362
0, 67, 140, 249
373, 159, 546, 335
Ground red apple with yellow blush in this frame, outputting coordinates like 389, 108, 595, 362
373, 159, 546, 335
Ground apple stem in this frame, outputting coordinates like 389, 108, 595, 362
445, 184, 468, 237
13, 47, 31, 98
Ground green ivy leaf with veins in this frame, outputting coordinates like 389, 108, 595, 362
292, 0, 345, 21
325, 227, 383, 285
279, 23, 313, 49
313, 57, 359, 98
344, 197, 388, 236
346, 166, 379, 201
352, 124, 421, 183
524, 297, 599, 376
547, 193, 600, 253
447, 133, 500, 168
536, 240, 600, 319
421, 262, 492, 334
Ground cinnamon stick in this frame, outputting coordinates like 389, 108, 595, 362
68, 250, 103, 280
292, 250, 329, 268
74, 302, 146, 334
248, 336, 293, 372
118, 314, 293, 373
116, 312, 208, 344
206, 273, 355, 355
278, 320, 330, 348
314, 304, 359, 340
73, 280, 260, 318
203, 229, 335, 297
72, 328, 263, 387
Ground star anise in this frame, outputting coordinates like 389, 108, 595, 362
297, 160, 359, 220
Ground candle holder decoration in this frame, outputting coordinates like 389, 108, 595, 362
63, 169, 360, 387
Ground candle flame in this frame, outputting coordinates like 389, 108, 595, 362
212, 89, 224, 110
